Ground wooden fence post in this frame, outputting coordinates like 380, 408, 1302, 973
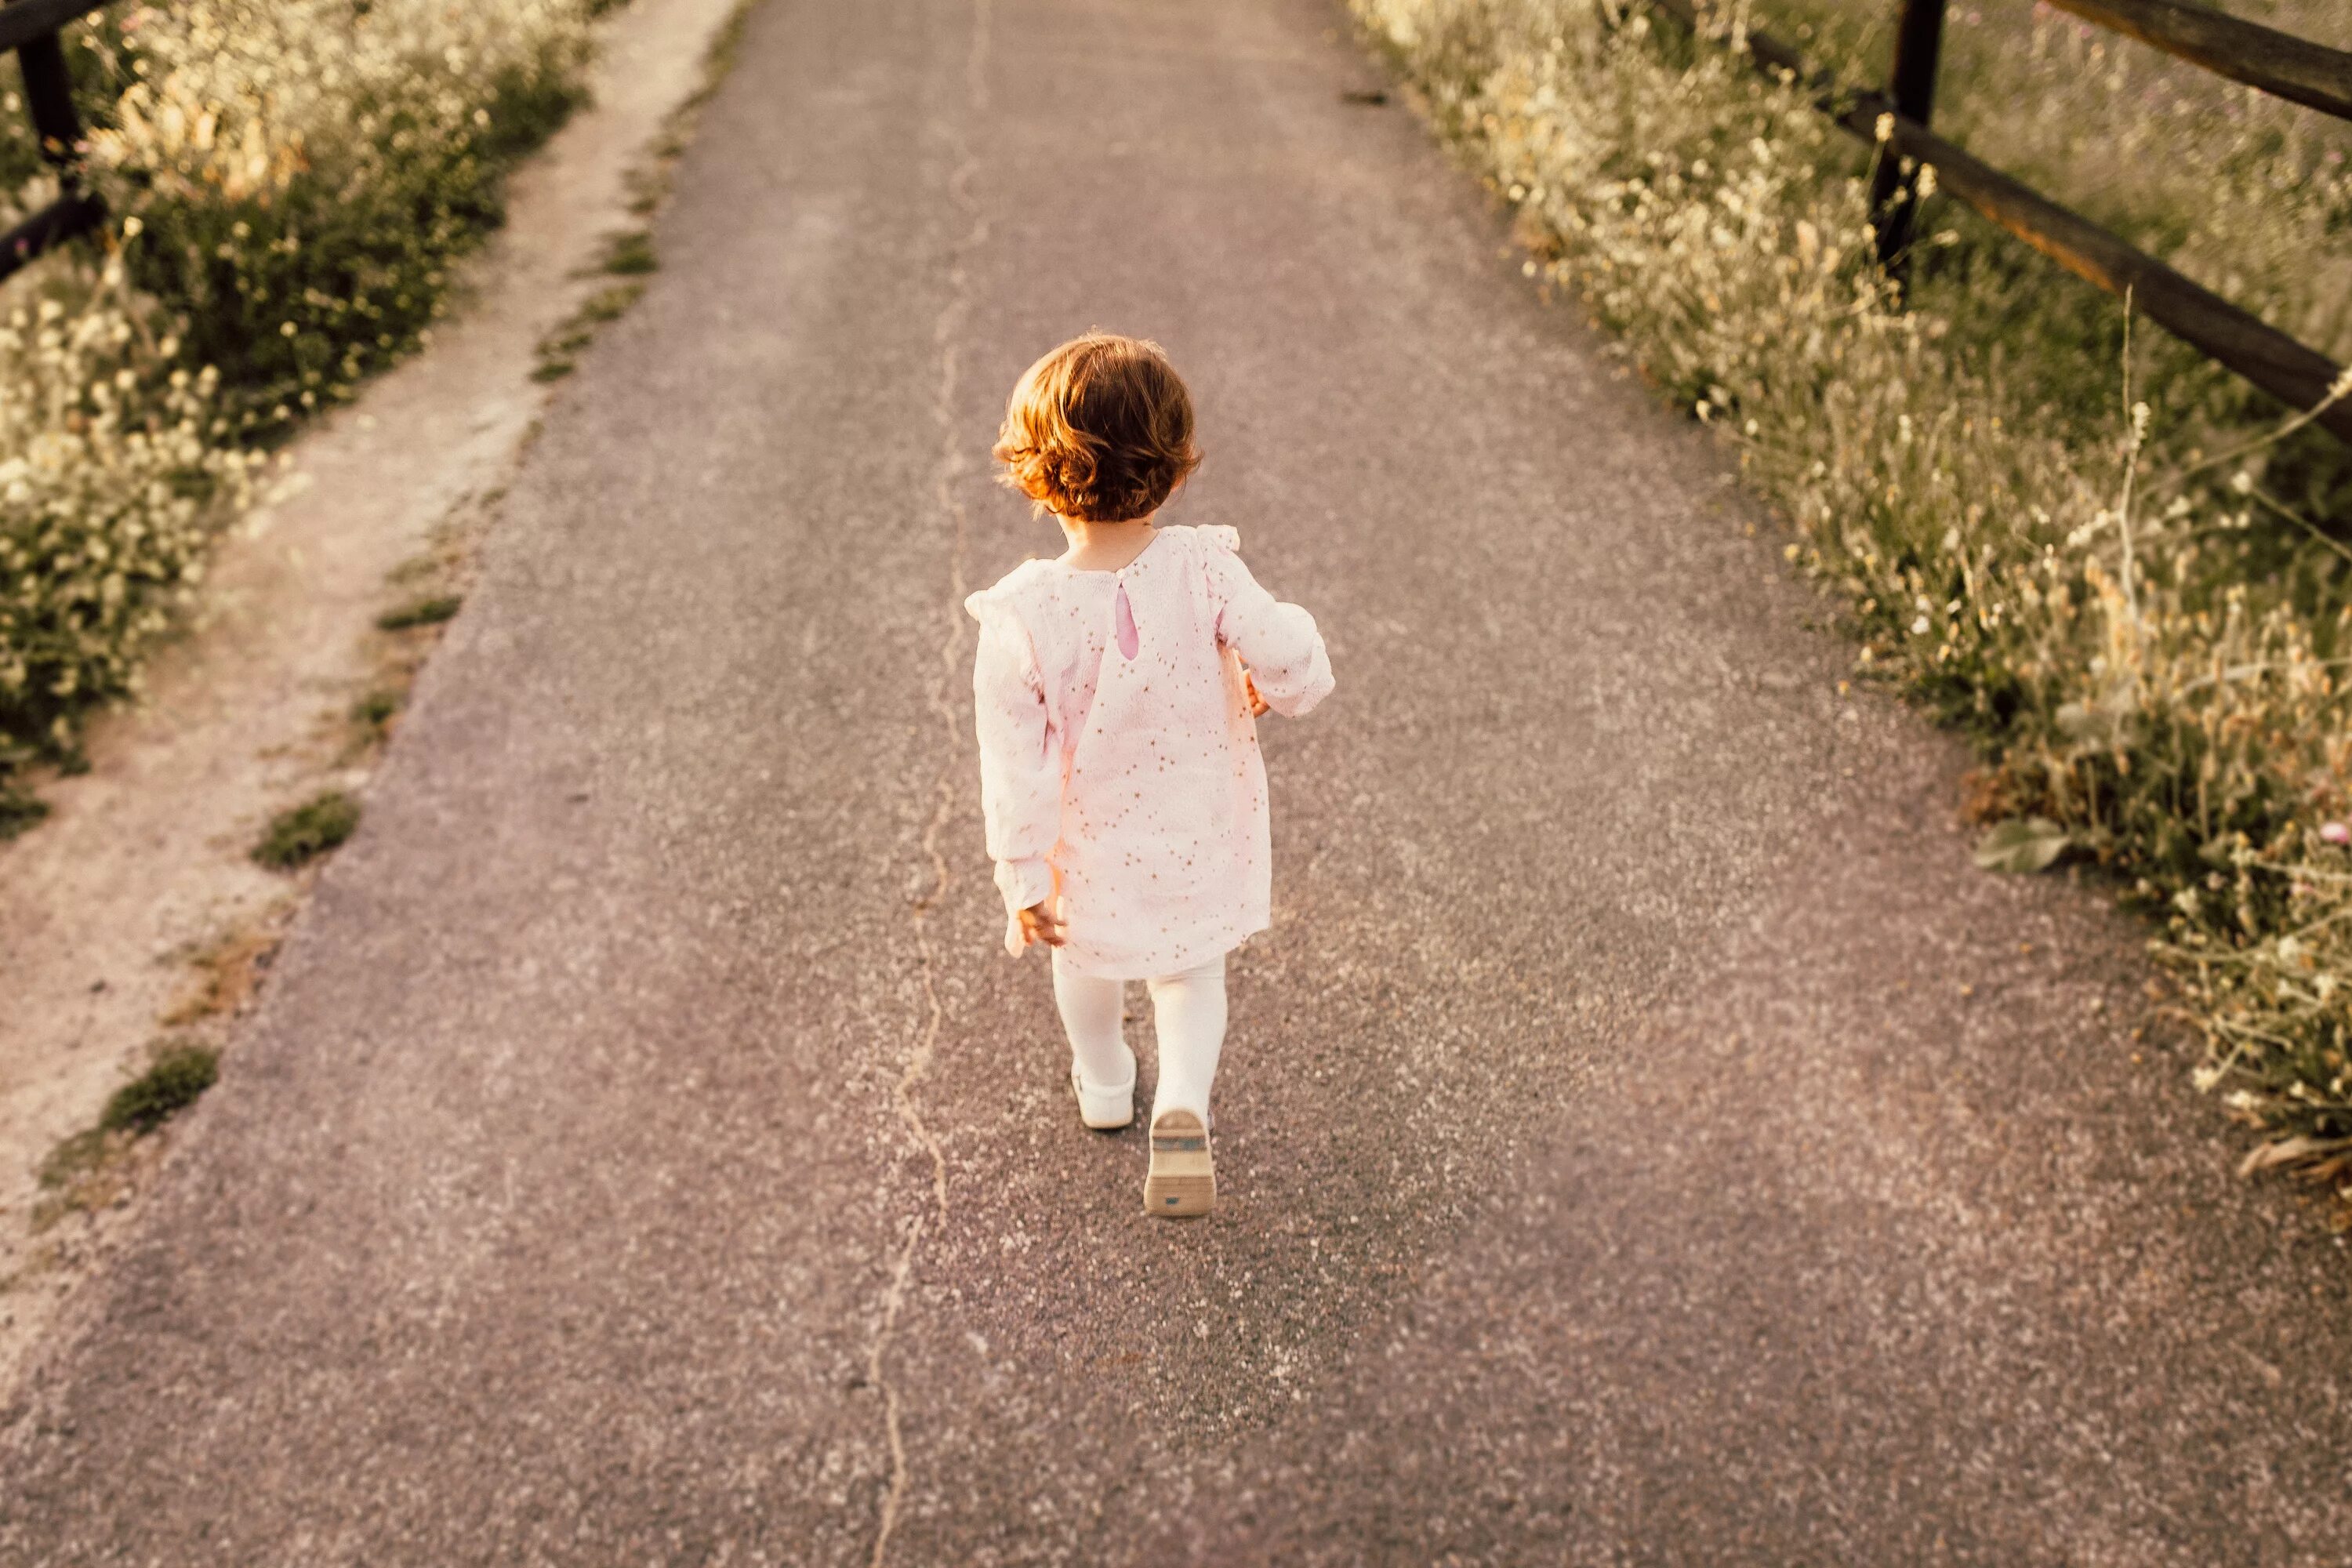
1869, 0, 1948, 283
16, 28, 82, 172
5, 16, 103, 274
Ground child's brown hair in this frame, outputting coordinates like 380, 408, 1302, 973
993, 332, 1200, 523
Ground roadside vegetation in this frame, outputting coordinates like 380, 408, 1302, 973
35, 1041, 218, 1225
0, 0, 611, 829
1352, 0, 2352, 1189
251, 789, 360, 870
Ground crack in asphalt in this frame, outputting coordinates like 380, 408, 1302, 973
867, 2, 990, 1562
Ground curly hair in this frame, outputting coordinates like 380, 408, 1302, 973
993, 333, 1200, 523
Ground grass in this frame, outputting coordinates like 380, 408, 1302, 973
0, 0, 605, 802
34, 1043, 219, 1228
352, 688, 403, 733
534, 143, 666, 383
0, 785, 49, 840
100, 1044, 220, 1134
35, 1127, 116, 1199
601, 229, 660, 276
1353, 0, 2352, 1190
532, 279, 648, 382
93, 2, 599, 441
532, 0, 768, 383
576, 282, 647, 325
252, 790, 361, 870
376, 594, 464, 632
1752, 0, 2352, 506
161, 918, 285, 1026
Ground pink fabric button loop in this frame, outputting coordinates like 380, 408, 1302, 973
1113, 580, 1139, 660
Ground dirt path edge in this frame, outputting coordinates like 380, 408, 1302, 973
0, 0, 757, 1399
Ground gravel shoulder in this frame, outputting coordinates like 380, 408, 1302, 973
0, 0, 747, 1396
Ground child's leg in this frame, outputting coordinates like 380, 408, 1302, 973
1145, 953, 1228, 1125
1051, 946, 1135, 1089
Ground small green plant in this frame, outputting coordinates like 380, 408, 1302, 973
37, 1127, 111, 1192
352, 688, 403, 732
624, 164, 669, 217
577, 281, 645, 325
100, 1044, 220, 1134
252, 789, 361, 869
376, 594, 463, 631
532, 280, 646, 382
601, 229, 659, 276
34, 1041, 221, 1225
0, 785, 49, 840
30, 1120, 129, 1227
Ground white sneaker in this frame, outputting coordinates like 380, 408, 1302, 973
1071, 1058, 1136, 1130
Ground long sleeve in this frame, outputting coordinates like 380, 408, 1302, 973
1203, 528, 1334, 717
968, 598, 1061, 942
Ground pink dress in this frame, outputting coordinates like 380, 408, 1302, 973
965, 524, 1334, 978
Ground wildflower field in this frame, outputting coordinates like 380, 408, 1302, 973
0, 0, 605, 826
1352, 0, 2352, 1182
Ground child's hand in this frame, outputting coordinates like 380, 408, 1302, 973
1017, 902, 1066, 948
1241, 667, 1270, 717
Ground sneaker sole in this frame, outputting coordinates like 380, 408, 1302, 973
1144, 1109, 1214, 1217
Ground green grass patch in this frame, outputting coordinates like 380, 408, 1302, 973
35, 1041, 220, 1227
578, 281, 645, 324
252, 790, 361, 869
532, 280, 648, 383
352, 688, 403, 731
601, 229, 659, 276
100, 1044, 220, 1134
0, 785, 50, 840
37, 1127, 112, 1193
624, 164, 669, 216
376, 594, 464, 631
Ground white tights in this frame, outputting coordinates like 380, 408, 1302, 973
1051, 946, 1227, 1124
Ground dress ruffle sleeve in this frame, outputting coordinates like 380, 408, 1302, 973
966, 584, 1059, 956
1198, 526, 1335, 717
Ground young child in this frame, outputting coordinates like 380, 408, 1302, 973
965, 332, 1334, 1218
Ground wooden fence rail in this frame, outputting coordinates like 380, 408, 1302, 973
1642, 0, 2352, 445
2041, 0, 2352, 122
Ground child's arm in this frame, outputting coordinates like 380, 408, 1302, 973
971, 608, 1062, 951
1206, 535, 1334, 717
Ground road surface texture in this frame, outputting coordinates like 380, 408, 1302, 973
7, 0, 2351, 1562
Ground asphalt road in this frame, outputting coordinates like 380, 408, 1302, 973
8, 0, 2352, 1561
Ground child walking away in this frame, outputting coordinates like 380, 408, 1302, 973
965, 333, 1334, 1218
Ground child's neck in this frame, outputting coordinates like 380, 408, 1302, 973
1055, 511, 1158, 573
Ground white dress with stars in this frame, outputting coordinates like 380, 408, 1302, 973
965, 524, 1334, 978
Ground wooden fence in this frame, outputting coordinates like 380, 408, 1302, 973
1643, 0, 2352, 445
0, 0, 109, 281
